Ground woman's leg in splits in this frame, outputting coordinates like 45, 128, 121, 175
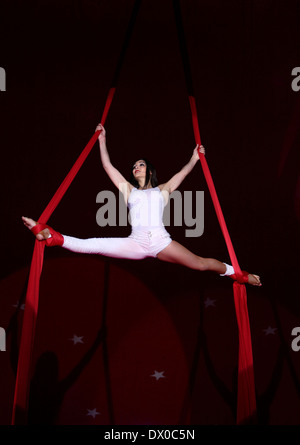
21, 217, 147, 260
156, 240, 261, 286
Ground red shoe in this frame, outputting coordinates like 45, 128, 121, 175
31, 223, 64, 247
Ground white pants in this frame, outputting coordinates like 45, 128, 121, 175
62, 228, 172, 260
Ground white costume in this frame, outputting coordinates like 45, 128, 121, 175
62, 187, 172, 259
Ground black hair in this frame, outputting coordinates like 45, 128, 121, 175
129, 158, 158, 189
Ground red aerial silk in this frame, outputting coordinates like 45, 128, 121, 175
172, 0, 256, 423
189, 96, 257, 424
11, 89, 115, 425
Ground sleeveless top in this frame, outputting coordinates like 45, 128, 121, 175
127, 187, 168, 233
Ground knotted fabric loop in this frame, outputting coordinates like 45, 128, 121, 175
30, 223, 47, 236
231, 271, 249, 285
31, 223, 64, 247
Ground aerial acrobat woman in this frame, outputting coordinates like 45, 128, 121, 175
22, 124, 261, 286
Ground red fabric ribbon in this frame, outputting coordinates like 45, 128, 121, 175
11, 88, 115, 424
189, 95, 256, 424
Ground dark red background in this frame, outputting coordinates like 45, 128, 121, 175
0, 0, 299, 425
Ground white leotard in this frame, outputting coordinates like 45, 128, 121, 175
62, 187, 172, 259
128, 187, 168, 232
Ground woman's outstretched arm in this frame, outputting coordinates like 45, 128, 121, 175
159, 144, 204, 194
96, 124, 132, 200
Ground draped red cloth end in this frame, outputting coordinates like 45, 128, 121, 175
11, 241, 45, 424
234, 282, 257, 424
189, 95, 257, 424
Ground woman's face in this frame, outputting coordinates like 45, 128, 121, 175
132, 160, 147, 178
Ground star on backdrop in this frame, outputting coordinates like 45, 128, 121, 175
204, 297, 216, 308
151, 370, 165, 381
12, 301, 25, 311
86, 408, 100, 418
69, 334, 84, 345
263, 326, 277, 335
